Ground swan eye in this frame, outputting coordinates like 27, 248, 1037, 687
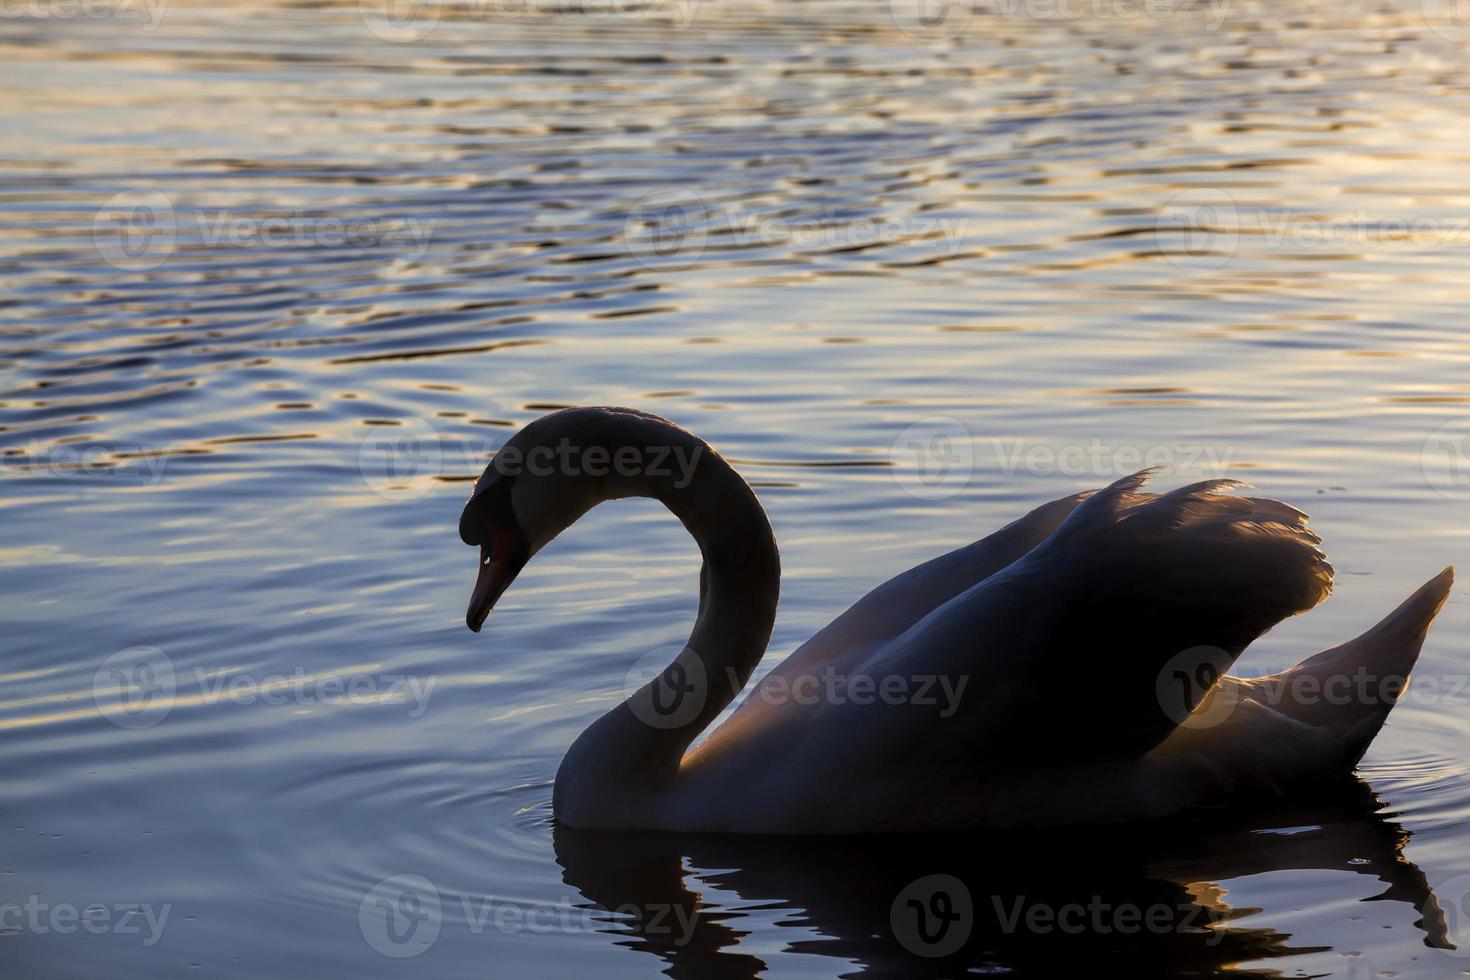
459, 471, 519, 547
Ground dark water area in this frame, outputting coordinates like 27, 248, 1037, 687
5, 1, 1470, 976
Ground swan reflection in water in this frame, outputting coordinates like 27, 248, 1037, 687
554, 778, 1450, 978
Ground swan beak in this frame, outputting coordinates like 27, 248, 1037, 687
467, 546, 521, 632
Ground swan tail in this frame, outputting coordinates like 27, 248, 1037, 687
1274, 566, 1454, 768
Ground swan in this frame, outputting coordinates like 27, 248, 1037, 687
459, 406, 1454, 833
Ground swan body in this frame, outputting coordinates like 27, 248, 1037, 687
459, 407, 1453, 833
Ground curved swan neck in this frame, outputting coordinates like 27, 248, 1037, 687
668, 456, 781, 739
551, 412, 779, 824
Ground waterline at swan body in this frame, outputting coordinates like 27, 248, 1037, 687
459, 407, 1454, 833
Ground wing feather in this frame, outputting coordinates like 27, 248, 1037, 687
762, 491, 1087, 684
865, 470, 1334, 768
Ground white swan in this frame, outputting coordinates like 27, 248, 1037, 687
459, 407, 1454, 833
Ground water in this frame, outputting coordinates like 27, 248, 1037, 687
5, 0, 1470, 975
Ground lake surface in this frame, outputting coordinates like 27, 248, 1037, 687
6, 0, 1470, 975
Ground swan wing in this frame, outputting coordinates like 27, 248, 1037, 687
764, 490, 1087, 683
864, 470, 1334, 768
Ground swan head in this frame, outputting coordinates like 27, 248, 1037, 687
458, 407, 706, 632
458, 457, 532, 633
458, 416, 585, 633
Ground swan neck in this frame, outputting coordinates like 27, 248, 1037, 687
646, 447, 781, 758
554, 433, 779, 825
